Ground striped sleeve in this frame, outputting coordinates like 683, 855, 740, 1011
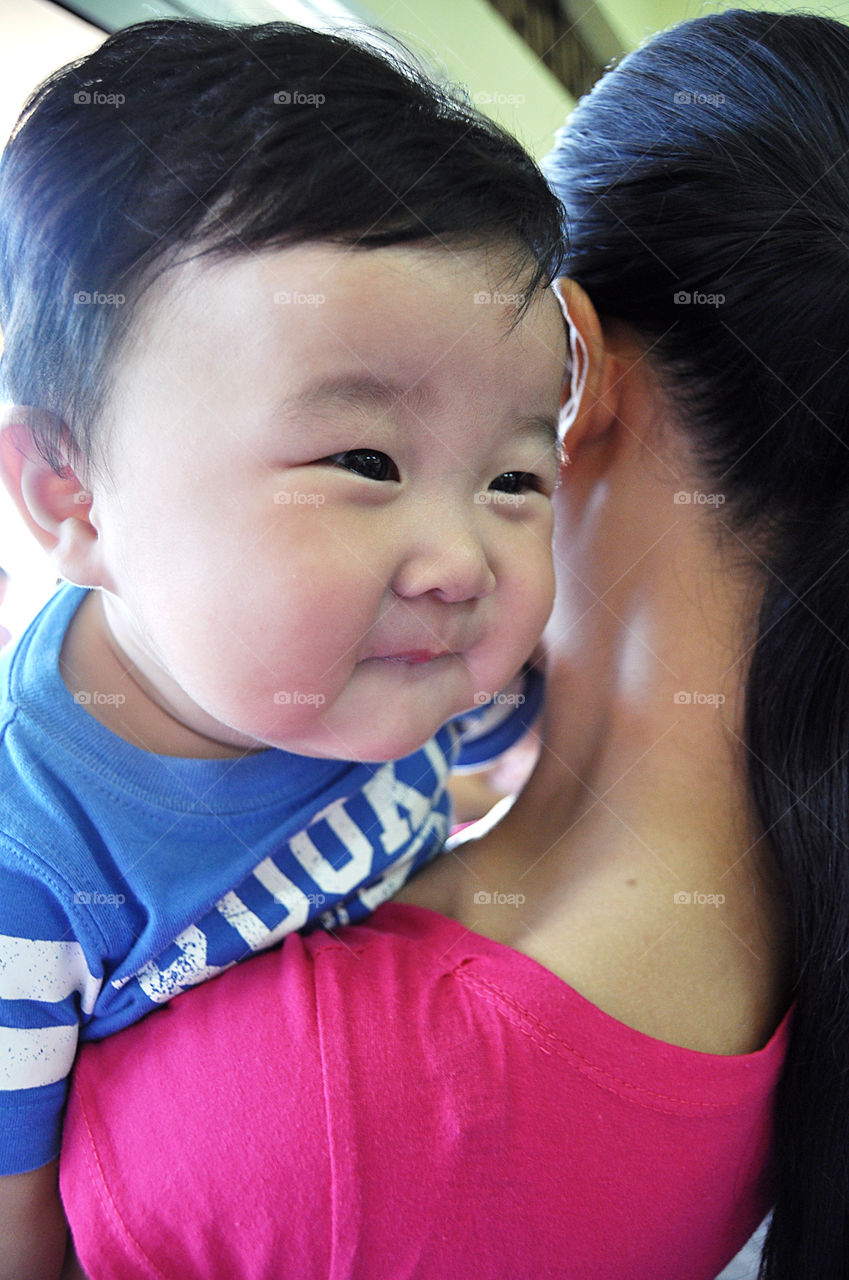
451, 665, 545, 770
0, 849, 102, 1173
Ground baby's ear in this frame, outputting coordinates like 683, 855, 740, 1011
0, 409, 105, 587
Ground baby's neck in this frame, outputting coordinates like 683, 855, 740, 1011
59, 589, 260, 759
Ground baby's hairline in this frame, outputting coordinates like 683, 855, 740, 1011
73, 231, 557, 478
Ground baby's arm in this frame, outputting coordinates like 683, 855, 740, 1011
0, 866, 92, 1278
0, 1161, 69, 1280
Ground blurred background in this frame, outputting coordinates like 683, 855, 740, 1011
0, 0, 845, 645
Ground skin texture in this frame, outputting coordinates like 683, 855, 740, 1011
8, 243, 567, 764
397, 279, 791, 1059
0, 1160, 69, 1280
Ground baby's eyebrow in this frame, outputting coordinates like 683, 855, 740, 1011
277, 375, 438, 419
510, 412, 560, 460
276, 377, 560, 458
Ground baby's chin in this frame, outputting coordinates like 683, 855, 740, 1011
291, 726, 446, 765
259, 709, 455, 765
229, 665, 486, 761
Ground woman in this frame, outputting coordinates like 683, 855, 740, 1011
60, 9, 848, 1277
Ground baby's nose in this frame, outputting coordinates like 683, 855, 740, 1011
391, 516, 496, 604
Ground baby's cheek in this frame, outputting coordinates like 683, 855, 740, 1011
485, 557, 553, 680
518, 539, 557, 630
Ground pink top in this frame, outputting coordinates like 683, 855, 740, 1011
60, 903, 790, 1280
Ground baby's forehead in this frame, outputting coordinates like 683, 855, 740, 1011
120, 240, 562, 362
100, 241, 565, 464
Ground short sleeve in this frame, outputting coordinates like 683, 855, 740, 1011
451, 665, 544, 770
0, 840, 101, 1172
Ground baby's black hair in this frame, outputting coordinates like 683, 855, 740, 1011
0, 20, 566, 472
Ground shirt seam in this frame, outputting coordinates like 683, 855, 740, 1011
9, 711, 305, 816
0, 831, 110, 954
452, 966, 765, 1116
72, 1080, 172, 1280
311, 932, 763, 1114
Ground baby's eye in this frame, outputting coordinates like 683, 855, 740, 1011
323, 450, 400, 482
489, 471, 547, 495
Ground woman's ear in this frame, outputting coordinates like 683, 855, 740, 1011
552, 278, 622, 456
0, 409, 106, 587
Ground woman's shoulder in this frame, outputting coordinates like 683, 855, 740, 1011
367, 900, 791, 1067
63, 899, 790, 1280
395, 823, 792, 1057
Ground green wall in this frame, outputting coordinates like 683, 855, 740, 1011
353, 0, 849, 158
352, 0, 573, 159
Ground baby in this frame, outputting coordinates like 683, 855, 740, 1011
0, 18, 567, 1276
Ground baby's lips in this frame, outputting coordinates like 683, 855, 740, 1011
367, 649, 450, 664
363, 628, 478, 664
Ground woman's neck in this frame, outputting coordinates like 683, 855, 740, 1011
512, 575, 760, 882
399, 516, 791, 1053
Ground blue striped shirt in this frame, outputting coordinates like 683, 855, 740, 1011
0, 585, 542, 1173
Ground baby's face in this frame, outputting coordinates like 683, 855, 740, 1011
91, 243, 567, 760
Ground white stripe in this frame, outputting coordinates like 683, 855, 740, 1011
289, 805, 373, 895
134, 925, 229, 1004
215, 891, 270, 950
362, 763, 434, 857
357, 849, 420, 911
422, 735, 450, 783
0, 936, 102, 1015
253, 859, 311, 933
323, 805, 374, 864
0, 1024, 78, 1090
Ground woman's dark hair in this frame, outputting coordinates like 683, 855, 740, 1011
545, 10, 849, 1277
0, 19, 565, 472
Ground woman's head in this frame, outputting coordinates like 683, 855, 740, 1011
544, 12, 849, 1276
545, 8, 849, 546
